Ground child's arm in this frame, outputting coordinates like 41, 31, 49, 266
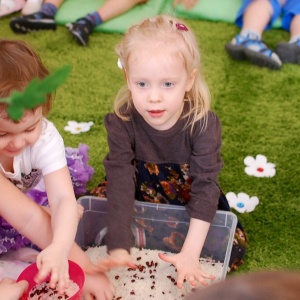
158, 218, 215, 288
0, 173, 54, 244
67, 243, 115, 300
34, 166, 79, 292
0, 174, 114, 299
33, 218, 116, 299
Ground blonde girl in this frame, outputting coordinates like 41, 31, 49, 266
91, 15, 247, 288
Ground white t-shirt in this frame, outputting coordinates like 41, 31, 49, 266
0, 118, 66, 192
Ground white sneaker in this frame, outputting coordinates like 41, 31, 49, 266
21, 0, 43, 15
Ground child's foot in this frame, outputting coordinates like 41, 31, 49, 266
275, 40, 300, 65
0, 0, 25, 17
10, 12, 56, 34
225, 34, 282, 70
66, 18, 94, 46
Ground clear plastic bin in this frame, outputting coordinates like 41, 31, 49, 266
76, 196, 237, 279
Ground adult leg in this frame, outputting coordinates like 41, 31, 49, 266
66, 0, 148, 46
225, 0, 282, 69
10, 0, 63, 34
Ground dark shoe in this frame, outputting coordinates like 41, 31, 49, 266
10, 12, 56, 34
275, 40, 300, 64
66, 18, 93, 46
225, 34, 282, 70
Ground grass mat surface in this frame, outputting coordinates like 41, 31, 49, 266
1, 14, 300, 275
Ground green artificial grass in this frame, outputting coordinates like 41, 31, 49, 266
1, 13, 300, 276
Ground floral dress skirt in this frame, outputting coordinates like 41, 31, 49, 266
0, 144, 94, 256
89, 160, 247, 272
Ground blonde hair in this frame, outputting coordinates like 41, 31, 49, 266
114, 14, 210, 131
0, 39, 53, 118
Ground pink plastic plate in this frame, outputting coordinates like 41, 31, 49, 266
17, 260, 85, 300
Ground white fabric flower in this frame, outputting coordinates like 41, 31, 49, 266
64, 121, 94, 134
226, 192, 259, 213
244, 154, 276, 177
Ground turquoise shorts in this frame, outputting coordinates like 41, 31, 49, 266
236, 0, 300, 31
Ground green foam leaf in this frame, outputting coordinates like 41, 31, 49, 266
1, 65, 71, 121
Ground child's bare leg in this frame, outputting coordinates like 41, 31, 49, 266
242, 0, 273, 36
290, 14, 300, 37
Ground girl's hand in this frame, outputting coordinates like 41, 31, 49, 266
97, 249, 136, 270
82, 273, 115, 300
158, 251, 215, 289
0, 278, 28, 300
34, 244, 69, 294
173, 0, 199, 9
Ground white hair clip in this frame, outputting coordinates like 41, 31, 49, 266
117, 58, 123, 69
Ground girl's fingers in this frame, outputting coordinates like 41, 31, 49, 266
104, 284, 116, 300
16, 280, 29, 293
198, 271, 215, 280
34, 264, 51, 283
126, 261, 137, 269
176, 275, 184, 289
55, 271, 70, 294
83, 292, 94, 300
97, 258, 136, 270
158, 252, 174, 264
48, 268, 60, 289
186, 275, 198, 287
97, 259, 115, 270
194, 271, 214, 286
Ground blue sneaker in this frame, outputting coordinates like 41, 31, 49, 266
225, 34, 282, 70
10, 12, 56, 34
275, 39, 300, 65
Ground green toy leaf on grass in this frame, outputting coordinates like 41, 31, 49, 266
2, 65, 71, 121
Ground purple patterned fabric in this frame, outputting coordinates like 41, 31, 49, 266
0, 226, 31, 255
66, 143, 94, 196
0, 143, 94, 255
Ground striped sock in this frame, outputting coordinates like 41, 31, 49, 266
84, 11, 103, 28
41, 3, 57, 17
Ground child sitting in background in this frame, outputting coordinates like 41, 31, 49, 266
10, 0, 148, 46
9, 0, 200, 46
225, 0, 300, 70
0, 39, 114, 299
